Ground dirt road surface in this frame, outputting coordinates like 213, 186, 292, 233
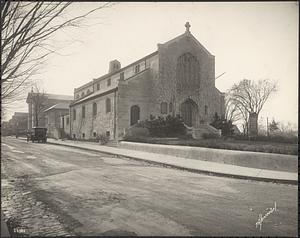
1, 137, 298, 236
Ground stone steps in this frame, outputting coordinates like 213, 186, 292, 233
185, 123, 221, 139
106, 140, 119, 147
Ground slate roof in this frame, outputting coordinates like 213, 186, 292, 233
44, 102, 70, 112
26, 92, 73, 103
44, 93, 73, 101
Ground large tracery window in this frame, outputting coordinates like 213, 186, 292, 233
176, 53, 200, 94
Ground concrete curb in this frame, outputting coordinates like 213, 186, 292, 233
47, 140, 298, 185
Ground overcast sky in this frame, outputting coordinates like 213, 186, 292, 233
5, 2, 298, 127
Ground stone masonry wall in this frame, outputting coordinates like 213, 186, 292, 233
117, 69, 158, 138
156, 33, 225, 125
70, 91, 116, 140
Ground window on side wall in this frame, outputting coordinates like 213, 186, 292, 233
107, 78, 111, 86
161, 102, 168, 114
120, 72, 124, 80
66, 117, 69, 125
97, 83, 100, 90
205, 105, 208, 115
106, 98, 111, 113
106, 131, 110, 137
169, 102, 173, 113
93, 102, 97, 116
82, 105, 85, 118
73, 109, 76, 120
134, 64, 140, 73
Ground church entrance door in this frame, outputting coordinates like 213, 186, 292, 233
130, 105, 140, 126
180, 99, 198, 127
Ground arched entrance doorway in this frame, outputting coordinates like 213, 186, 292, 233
130, 105, 140, 126
180, 99, 198, 127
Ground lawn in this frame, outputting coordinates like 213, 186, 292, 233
124, 137, 298, 155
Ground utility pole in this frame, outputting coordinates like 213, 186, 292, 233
267, 117, 269, 137
215, 72, 226, 80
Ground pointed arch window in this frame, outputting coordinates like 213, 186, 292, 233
176, 53, 200, 93
130, 105, 140, 126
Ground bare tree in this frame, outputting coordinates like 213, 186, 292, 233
1, 1, 115, 105
269, 118, 280, 133
227, 79, 277, 135
30, 85, 48, 127
224, 93, 242, 123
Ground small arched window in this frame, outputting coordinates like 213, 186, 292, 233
106, 98, 111, 113
87, 89, 90, 94
82, 105, 85, 118
205, 105, 208, 115
161, 102, 168, 114
130, 105, 140, 126
169, 102, 173, 113
93, 102, 97, 116
81, 92, 85, 97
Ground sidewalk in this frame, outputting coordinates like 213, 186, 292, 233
47, 139, 297, 184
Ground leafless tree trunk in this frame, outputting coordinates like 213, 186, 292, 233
227, 79, 277, 135
30, 85, 48, 127
1, 1, 115, 105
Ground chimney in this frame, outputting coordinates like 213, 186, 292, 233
109, 60, 121, 74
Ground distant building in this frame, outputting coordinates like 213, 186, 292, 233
1, 112, 28, 136
26, 92, 73, 131
44, 103, 70, 138
70, 22, 225, 140
1, 121, 13, 136
60, 114, 70, 138
11, 112, 28, 135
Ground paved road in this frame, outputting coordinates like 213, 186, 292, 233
1, 137, 298, 236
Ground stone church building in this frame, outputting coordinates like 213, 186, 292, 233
70, 23, 225, 140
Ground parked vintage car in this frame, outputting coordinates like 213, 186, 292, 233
27, 127, 47, 143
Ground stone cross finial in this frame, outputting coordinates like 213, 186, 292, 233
185, 22, 191, 33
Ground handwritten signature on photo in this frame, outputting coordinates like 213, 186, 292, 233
255, 202, 277, 231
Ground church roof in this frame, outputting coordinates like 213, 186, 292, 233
159, 27, 213, 57
73, 22, 214, 103
44, 93, 73, 101
26, 92, 73, 103
74, 51, 158, 93
13, 112, 28, 116
71, 88, 118, 106
44, 102, 70, 112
